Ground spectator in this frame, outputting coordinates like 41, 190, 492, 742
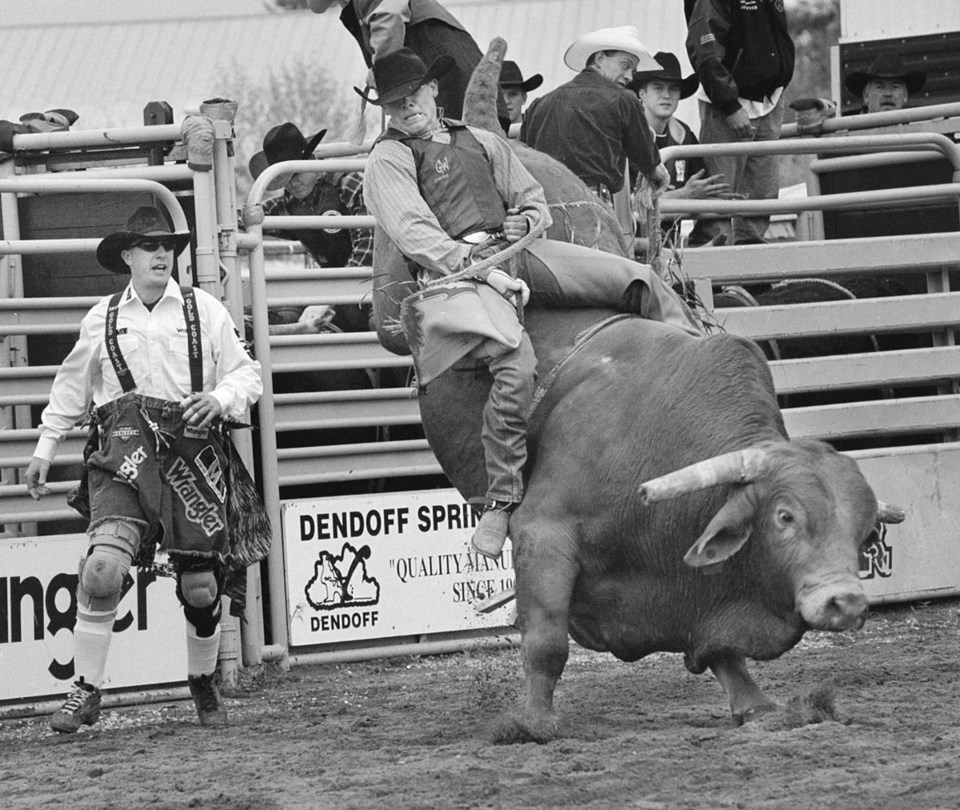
25, 206, 265, 733
498, 60, 543, 125
630, 50, 730, 238
685, 0, 795, 245
250, 122, 372, 270
845, 50, 926, 115
520, 25, 668, 208
308, 0, 509, 128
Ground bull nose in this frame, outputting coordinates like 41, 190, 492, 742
824, 591, 869, 631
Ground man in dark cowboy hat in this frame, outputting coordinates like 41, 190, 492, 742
308, 0, 510, 128
25, 206, 265, 733
363, 49, 700, 559
845, 50, 927, 115
629, 51, 730, 239
498, 60, 543, 125
250, 121, 372, 271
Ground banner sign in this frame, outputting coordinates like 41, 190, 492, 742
282, 489, 516, 647
0, 534, 185, 703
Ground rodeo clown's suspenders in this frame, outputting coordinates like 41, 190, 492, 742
105, 286, 203, 393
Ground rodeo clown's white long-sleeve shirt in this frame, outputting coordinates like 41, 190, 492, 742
34, 278, 262, 463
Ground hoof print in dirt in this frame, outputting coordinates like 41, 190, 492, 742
741, 684, 839, 731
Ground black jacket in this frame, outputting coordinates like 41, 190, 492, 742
686, 0, 795, 115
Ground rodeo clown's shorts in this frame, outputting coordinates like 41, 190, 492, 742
87, 394, 230, 560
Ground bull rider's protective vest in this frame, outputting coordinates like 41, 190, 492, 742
380, 123, 505, 240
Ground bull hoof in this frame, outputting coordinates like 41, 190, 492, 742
491, 711, 559, 745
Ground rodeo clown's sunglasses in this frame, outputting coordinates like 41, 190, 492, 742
132, 238, 178, 253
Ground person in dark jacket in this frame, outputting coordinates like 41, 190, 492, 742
308, 0, 509, 127
685, 0, 795, 245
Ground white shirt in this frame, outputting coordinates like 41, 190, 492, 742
34, 278, 263, 462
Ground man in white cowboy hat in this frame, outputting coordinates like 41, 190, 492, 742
25, 206, 265, 734
845, 50, 927, 115
685, 0, 795, 246
308, 0, 510, 128
363, 49, 701, 560
250, 121, 372, 271
520, 25, 669, 208
629, 51, 730, 239
498, 60, 543, 125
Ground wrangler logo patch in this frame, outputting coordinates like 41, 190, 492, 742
111, 426, 140, 442
113, 445, 148, 485
195, 445, 226, 504
435, 155, 450, 178
167, 456, 225, 536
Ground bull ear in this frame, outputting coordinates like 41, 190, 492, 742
683, 490, 755, 568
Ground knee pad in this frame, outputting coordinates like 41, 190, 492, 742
178, 570, 221, 638
78, 544, 132, 611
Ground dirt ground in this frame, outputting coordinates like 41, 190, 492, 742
3, 598, 960, 810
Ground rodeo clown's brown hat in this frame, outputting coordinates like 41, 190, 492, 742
96, 206, 191, 274
845, 50, 927, 97
499, 61, 543, 92
354, 47, 454, 106
249, 122, 328, 191
628, 51, 699, 99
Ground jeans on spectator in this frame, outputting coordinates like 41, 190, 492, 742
689, 95, 786, 245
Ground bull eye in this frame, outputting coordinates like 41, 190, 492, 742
776, 509, 795, 528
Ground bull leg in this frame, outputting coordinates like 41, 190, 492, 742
509, 522, 579, 744
709, 655, 779, 726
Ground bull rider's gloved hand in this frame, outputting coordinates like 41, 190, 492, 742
485, 269, 529, 306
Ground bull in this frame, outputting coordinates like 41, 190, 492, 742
371, 40, 904, 742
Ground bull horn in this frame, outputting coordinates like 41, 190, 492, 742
877, 500, 906, 524
638, 447, 769, 506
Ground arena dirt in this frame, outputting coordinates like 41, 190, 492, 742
3, 598, 960, 810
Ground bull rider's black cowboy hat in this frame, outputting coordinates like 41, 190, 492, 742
354, 47, 454, 106
248, 122, 328, 192
628, 51, 699, 99
844, 50, 927, 97
499, 61, 543, 93
96, 206, 191, 274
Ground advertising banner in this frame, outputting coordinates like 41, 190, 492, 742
0, 534, 186, 703
282, 489, 516, 647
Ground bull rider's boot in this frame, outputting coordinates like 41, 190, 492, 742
471, 502, 513, 559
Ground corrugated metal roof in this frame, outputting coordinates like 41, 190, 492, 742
1, 1, 694, 161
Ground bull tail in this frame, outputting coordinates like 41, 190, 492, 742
463, 37, 507, 134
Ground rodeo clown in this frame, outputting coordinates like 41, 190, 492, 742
25, 206, 266, 733
362, 48, 701, 560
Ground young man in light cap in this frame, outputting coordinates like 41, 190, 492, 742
520, 25, 670, 207
25, 206, 265, 733
362, 49, 700, 560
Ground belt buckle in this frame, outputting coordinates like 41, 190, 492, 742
461, 231, 491, 245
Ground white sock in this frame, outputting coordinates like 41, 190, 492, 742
185, 620, 221, 677
73, 608, 117, 688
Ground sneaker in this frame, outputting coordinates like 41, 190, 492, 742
188, 673, 228, 727
50, 680, 101, 734
471, 504, 512, 559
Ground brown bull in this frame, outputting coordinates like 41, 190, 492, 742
370, 40, 903, 742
